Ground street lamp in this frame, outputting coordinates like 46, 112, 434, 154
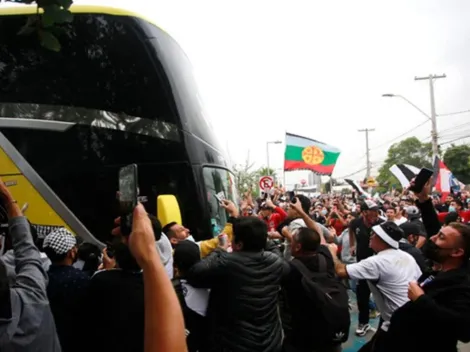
382, 93, 438, 161
266, 140, 282, 175
381, 94, 431, 120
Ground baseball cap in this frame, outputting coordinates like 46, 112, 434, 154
405, 206, 420, 219
360, 200, 379, 212
372, 222, 403, 249
43, 228, 77, 255
399, 222, 426, 237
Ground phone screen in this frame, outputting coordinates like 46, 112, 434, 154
409, 168, 434, 194
119, 164, 138, 235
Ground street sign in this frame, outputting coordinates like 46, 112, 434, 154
259, 176, 274, 192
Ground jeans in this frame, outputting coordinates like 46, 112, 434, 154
349, 279, 377, 311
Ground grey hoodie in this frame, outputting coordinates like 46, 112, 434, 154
1, 249, 51, 285
156, 233, 174, 279
0, 217, 61, 352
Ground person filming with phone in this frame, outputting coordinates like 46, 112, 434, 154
0, 178, 61, 351
383, 178, 470, 352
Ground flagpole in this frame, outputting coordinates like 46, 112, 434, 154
283, 131, 287, 188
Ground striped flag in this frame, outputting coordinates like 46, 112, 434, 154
345, 179, 371, 198
284, 133, 341, 176
389, 164, 420, 189
433, 157, 464, 200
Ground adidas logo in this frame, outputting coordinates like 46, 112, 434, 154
333, 331, 345, 341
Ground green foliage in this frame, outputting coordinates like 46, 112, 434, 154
443, 144, 470, 184
257, 167, 277, 178
376, 137, 433, 191
11, 0, 74, 51
233, 162, 280, 199
233, 159, 259, 199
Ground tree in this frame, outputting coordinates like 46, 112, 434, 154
233, 158, 260, 199
257, 167, 277, 177
376, 137, 433, 192
8, 0, 74, 51
443, 144, 470, 184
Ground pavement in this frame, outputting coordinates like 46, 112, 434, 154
344, 291, 470, 351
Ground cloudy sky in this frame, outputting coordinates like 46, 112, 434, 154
58, 0, 470, 183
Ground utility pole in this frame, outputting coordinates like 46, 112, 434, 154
358, 128, 375, 178
415, 74, 446, 162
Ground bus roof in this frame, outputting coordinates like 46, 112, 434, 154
0, 4, 163, 33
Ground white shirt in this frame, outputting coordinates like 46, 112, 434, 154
180, 279, 210, 317
346, 248, 422, 331
394, 217, 407, 226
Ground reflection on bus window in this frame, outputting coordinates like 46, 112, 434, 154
203, 167, 238, 237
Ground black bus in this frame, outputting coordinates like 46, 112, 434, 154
0, 4, 237, 245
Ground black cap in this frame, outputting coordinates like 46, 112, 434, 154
399, 222, 426, 237
361, 200, 379, 212
173, 240, 201, 273
372, 221, 404, 249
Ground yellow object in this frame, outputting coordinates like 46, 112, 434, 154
0, 4, 166, 33
199, 222, 233, 258
302, 146, 325, 165
0, 147, 71, 232
157, 195, 182, 228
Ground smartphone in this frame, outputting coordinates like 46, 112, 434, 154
409, 168, 434, 193
286, 191, 296, 202
118, 164, 139, 236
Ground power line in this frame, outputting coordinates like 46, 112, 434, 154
438, 109, 470, 117
336, 167, 368, 180
369, 120, 429, 151
435, 121, 470, 136
440, 135, 470, 146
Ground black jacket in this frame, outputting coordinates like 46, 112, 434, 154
385, 268, 470, 352
384, 198, 470, 351
398, 241, 429, 274
186, 249, 289, 352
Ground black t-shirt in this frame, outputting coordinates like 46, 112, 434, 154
349, 216, 384, 260
84, 269, 145, 352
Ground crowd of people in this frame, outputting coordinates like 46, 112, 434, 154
0, 175, 470, 352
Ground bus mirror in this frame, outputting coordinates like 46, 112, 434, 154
157, 195, 182, 227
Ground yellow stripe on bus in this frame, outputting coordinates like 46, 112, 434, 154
0, 4, 165, 34
0, 147, 72, 232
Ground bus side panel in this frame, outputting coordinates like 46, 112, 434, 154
0, 146, 72, 236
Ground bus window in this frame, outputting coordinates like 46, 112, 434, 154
203, 167, 238, 237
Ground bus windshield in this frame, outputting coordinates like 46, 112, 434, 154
0, 9, 233, 242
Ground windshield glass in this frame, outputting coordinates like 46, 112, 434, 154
203, 167, 238, 237
0, 13, 176, 123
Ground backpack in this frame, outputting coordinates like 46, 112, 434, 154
290, 256, 350, 344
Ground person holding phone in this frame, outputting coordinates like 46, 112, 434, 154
0, 178, 61, 351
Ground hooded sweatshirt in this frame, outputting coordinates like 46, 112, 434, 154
0, 217, 61, 352
1, 249, 51, 284
156, 233, 174, 279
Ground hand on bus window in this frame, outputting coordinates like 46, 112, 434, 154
112, 204, 159, 268
221, 200, 239, 218
0, 178, 15, 207
0, 177, 21, 218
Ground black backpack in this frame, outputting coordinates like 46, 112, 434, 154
290, 256, 350, 344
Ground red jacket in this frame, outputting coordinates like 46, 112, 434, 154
260, 206, 288, 232
437, 209, 470, 224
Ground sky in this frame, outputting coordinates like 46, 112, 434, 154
9, 0, 470, 186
